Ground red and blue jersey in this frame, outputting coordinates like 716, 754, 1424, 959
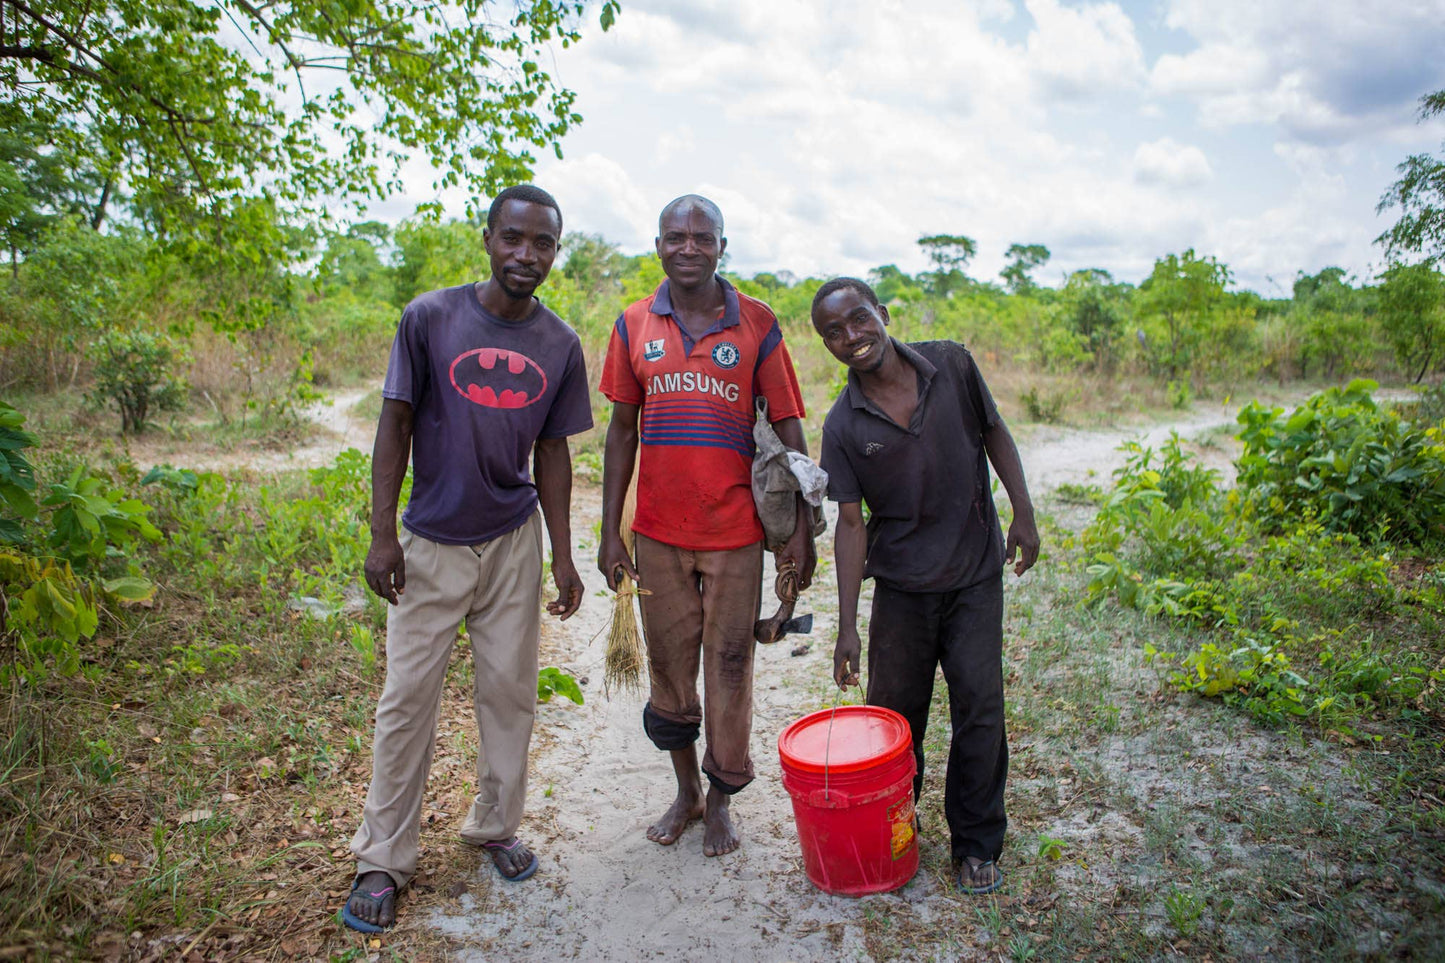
600, 277, 805, 551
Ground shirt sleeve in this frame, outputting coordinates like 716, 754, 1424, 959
539, 336, 595, 438
381, 302, 428, 404
754, 322, 805, 422
820, 423, 862, 503
960, 347, 1001, 431
599, 314, 644, 405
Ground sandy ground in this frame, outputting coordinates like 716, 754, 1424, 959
401, 404, 1259, 962
127, 386, 1302, 959
114, 381, 1432, 959
122, 389, 378, 474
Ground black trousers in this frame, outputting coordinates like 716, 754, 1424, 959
866, 576, 1008, 865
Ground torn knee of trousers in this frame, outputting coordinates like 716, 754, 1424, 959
642, 702, 699, 751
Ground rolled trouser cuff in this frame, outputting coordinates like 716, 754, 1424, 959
704, 769, 751, 796
642, 702, 699, 751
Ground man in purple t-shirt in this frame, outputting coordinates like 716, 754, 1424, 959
341, 185, 593, 934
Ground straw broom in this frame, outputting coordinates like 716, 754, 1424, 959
604, 474, 647, 695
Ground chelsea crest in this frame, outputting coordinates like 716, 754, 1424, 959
711, 341, 740, 369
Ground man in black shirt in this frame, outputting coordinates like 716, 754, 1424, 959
812, 277, 1039, 895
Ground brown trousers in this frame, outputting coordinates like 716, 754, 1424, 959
350, 513, 543, 887
634, 533, 763, 792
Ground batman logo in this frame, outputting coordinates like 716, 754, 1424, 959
449, 347, 548, 410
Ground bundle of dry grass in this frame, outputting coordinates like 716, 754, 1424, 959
604, 477, 647, 695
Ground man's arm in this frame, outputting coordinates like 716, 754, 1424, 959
534, 436, 582, 620
597, 402, 640, 591
983, 418, 1040, 576
364, 398, 414, 604
771, 416, 817, 589
832, 499, 867, 689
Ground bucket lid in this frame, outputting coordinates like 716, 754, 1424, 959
777, 705, 912, 774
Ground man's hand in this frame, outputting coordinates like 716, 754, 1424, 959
1005, 512, 1041, 577
547, 555, 584, 620
833, 626, 862, 690
365, 532, 406, 604
776, 519, 815, 591
597, 533, 639, 592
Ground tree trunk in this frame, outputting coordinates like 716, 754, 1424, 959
91, 178, 114, 231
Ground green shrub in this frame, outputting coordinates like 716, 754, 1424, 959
1235, 379, 1445, 549
1021, 385, 1069, 423
0, 402, 157, 680
86, 329, 189, 433
1086, 414, 1444, 733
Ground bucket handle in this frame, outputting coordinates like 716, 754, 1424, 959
821, 680, 863, 803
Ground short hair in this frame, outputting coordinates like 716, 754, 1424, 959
811, 277, 880, 317
658, 194, 724, 236
487, 185, 563, 233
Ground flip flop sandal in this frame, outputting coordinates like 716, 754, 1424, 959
340, 877, 396, 934
957, 859, 1004, 895
482, 838, 539, 882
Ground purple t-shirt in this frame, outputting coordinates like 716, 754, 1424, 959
382, 283, 593, 545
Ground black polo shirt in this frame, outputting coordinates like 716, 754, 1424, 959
820, 339, 1005, 594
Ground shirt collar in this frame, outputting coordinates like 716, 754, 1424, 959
650, 275, 741, 330
846, 338, 936, 411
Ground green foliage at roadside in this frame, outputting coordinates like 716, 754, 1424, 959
1235, 379, 1445, 548
0, 402, 159, 680
0, 193, 1428, 436
537, 665, 584, 705
1082, 388, 1445, 735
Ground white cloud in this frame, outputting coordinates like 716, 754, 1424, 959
1151, 45, 1271, 98
656, 128, 695, 165
1024, 0, 1146, 99
1132, 138, 1214, 187
1150, 0, 1445, 143
535, 153, 655, 252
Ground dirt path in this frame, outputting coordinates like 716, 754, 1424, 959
123, 389, 376, 474
408, 404, 1254, 961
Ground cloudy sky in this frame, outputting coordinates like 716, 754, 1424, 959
388, 0, 1445, 296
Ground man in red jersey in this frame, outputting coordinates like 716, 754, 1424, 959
598, 194, 814, 856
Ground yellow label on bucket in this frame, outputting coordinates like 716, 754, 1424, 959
887, 797, 916, 860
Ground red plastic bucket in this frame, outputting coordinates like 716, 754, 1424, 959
778, 705, 918, 896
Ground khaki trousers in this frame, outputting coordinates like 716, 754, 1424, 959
350, 512, 543, 887
635, 533, 762, 792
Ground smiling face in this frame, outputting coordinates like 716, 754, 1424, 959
483, 199, 561, 300
812, 286, 892, 373
655, 202, 726, 290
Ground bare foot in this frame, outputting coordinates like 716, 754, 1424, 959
702, 786, 739, 857
647, 789, 704, 844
